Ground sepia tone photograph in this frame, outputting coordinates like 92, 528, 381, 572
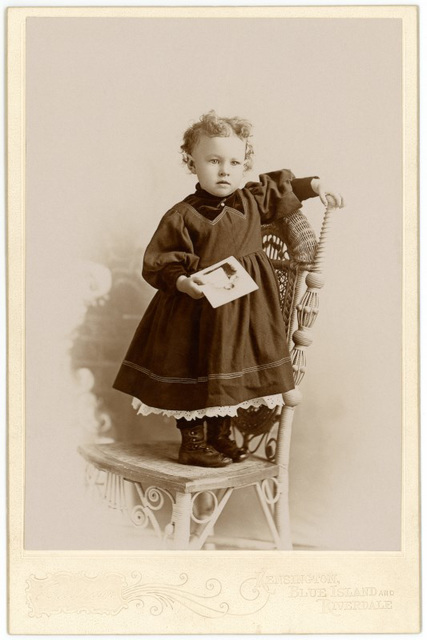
7, 5, 419, 635
23, 10, 402, 553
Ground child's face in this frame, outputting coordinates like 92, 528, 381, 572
188, 134, 247, 197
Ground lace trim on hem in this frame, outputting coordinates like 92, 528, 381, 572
131, 394, 285, 421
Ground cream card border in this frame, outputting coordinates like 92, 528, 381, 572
7, 5, 419, 635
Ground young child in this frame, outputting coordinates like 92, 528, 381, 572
113, 111, 344, 468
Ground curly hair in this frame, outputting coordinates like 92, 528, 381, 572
181, 110, 254, 171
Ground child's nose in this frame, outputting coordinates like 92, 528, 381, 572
219, 165, 230, 175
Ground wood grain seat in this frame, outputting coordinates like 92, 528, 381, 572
78, 442, 278, 495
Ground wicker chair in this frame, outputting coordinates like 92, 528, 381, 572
78, 204, 334, 550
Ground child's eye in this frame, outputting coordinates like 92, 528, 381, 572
231, 161, 241, 166
209, 159, 219, 164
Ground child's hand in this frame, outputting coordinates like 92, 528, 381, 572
310, 178, 345, 208
176, 274, 205, 299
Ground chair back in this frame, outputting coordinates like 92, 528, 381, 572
231, 209, 320, 459
262, 210, 318, 342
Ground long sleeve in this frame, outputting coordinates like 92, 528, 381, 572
142, 209, 200, 292
243, 169, 303, 223
291, 176, 319, 202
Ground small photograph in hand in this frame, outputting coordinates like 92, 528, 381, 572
196, 256, 259, 308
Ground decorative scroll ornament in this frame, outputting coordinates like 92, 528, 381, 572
26, 572, 271, 619
84, 465, 175, 542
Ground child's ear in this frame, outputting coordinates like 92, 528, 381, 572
187, 156, 197, 174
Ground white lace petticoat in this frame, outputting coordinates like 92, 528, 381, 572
131, 394, 285, 421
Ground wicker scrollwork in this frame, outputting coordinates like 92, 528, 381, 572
233, 406, 278, 437
191, 491, 218, 525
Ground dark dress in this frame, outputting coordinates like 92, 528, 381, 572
113, 169, 316, 418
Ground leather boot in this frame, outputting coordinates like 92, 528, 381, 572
206, 416, 249, 463
177, 421, 233, 467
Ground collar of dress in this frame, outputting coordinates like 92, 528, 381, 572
194, 183, 239, 207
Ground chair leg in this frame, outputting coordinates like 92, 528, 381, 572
190, 488, 233, 550
275, 492, 293, 550
255, 482, 282, 549
273, 404, 295, 550
171, 492, 192, 549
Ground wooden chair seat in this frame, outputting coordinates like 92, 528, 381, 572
79, 441, 283, 550
79, 442, 278, 494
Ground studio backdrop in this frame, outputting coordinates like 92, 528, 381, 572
24, 16, 402, 550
